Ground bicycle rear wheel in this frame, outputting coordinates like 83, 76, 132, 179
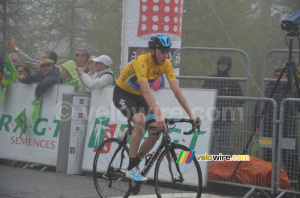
93, 138, 130, 198
154, 143, 202, 198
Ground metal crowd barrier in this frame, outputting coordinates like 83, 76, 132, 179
204, 95, 300, 197
206, 96, 278, 196
261, 49, 300, 92
276, 98, 300, 197
176, 76, 250, 133
171, 47, 251, 97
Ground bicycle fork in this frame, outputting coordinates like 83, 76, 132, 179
167, 146, 184, 183
163, 132, 184, 183
141, 143, 184, 184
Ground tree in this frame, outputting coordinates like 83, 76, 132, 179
0, 0, 299, 84
0, 0, 41, 57
85, 0, 122, 75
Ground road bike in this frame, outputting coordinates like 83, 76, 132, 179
93, 118, 202, 198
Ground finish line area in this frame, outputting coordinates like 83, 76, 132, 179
0, 161, 240, 198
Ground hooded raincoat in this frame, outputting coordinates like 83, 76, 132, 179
61, 60, 85, 91
202, 56, 244, 125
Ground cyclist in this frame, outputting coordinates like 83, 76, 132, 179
113, 33, 197, 182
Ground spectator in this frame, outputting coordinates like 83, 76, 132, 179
8, 53, 20, 67
257, 68, 299, 188
202, 56, 244, 155
273, 68, 287, 80
74, 48, 89, 73
8, 38, 58, 73
131, 48, 148, 61
86, 55, 97, 78
16, 63, 31, 76
77, 55, 114, 90
60, 60, 84, 91
18, 59, 60, 97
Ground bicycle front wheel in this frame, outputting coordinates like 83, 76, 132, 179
93, 138, 130, 198
154, 143, 202, 198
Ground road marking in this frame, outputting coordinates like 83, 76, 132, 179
117, 193, 198, 197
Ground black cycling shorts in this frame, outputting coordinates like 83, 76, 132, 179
113, 85, 157, 126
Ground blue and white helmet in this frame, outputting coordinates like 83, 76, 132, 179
148, 33, 172, 49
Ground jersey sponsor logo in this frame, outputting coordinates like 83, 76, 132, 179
121, 68, 135, 82
127, 75, 141, 91
119, 99, 127, 110
153, 71, 162, 76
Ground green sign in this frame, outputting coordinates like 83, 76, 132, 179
2, 55, 18, 86
14, 108, 27, 138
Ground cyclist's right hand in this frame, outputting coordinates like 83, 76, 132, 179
156, 114, 166, 130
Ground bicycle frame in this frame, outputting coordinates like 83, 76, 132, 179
94, 118, 201, 198
141, 131, 169, 177
141, 118, 196, 180
104, 118, 198, 181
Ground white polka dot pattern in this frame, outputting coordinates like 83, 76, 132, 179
138, 0, 183, 39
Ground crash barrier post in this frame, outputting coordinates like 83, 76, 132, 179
56, 91, 91, 174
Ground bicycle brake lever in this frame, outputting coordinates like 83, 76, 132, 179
183, 117, 201, 135
196, 117, 201, 132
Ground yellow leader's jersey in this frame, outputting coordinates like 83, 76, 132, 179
116, 52, 176, 95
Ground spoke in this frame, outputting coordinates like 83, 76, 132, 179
94, 139, 130, 198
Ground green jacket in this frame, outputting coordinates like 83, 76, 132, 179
61, 60, 85, 91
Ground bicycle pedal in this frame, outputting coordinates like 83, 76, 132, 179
131, 183, 141, 195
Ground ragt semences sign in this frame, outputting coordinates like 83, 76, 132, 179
0, 83, 75, 165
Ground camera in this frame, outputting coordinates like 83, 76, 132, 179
281, 10, 300, 32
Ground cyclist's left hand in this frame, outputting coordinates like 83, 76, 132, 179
190, 115, 201, 130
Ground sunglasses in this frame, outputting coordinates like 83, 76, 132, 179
75, 54, 85, 57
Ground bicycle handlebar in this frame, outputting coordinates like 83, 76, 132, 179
165, 117, 201, 135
